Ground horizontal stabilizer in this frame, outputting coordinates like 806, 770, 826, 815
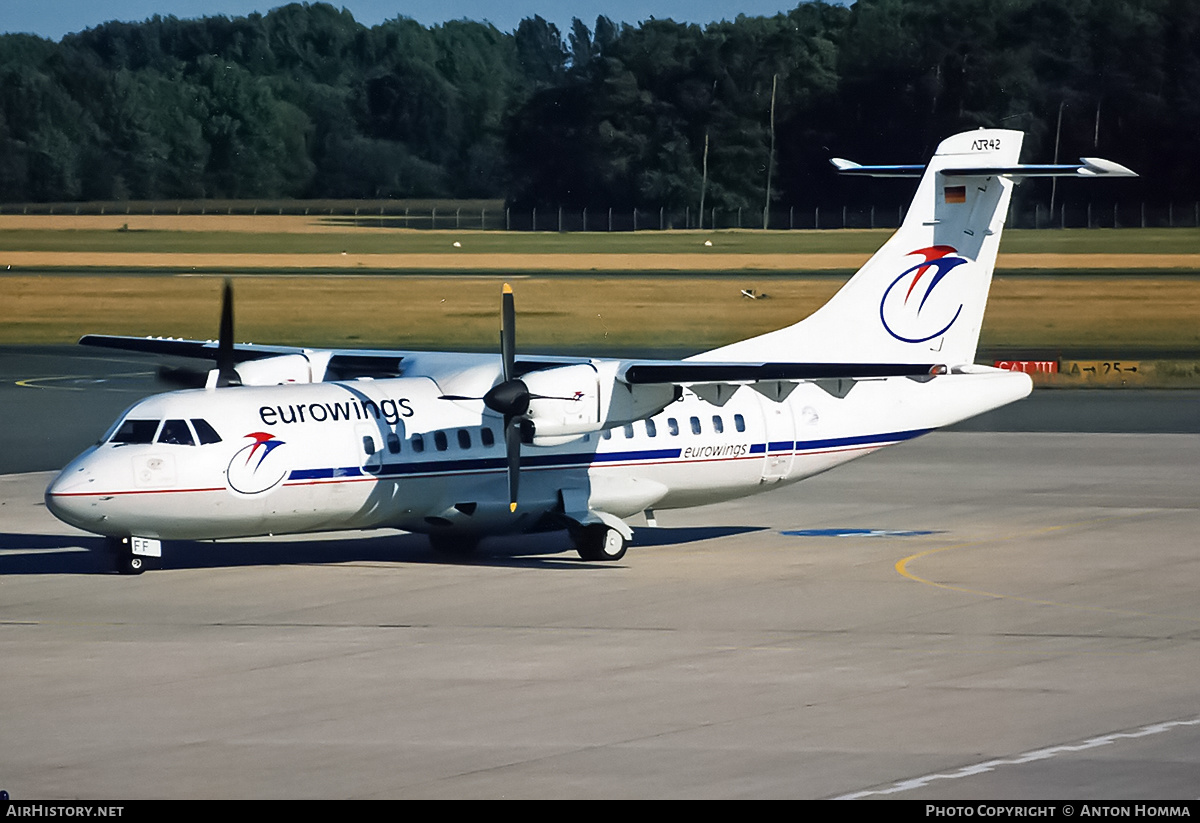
832, 157, 1137, 179
1077, 157, 1139, 177
940, 158, 1137, 178
829, 159, 925, 177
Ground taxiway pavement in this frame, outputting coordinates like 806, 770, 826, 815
1, 347, 1198, 798
3, 431, 1198, 798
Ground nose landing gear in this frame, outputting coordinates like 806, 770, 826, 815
106, 536, 159, 575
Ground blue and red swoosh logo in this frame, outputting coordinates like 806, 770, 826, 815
227, 431, 288, 495
243, 431, 284, 468
879, 246, 968, 343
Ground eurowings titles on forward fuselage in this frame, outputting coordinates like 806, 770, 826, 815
45, 129, 1136, 573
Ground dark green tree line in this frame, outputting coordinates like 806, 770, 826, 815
0, 0, 1194, 210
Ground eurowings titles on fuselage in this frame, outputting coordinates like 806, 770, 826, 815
256, 395, 415, 427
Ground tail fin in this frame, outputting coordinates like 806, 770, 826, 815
697, 129, 1133, 366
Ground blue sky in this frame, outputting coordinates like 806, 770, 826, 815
1, 1, 836, 41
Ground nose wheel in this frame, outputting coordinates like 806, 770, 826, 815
106, 536, 153, 575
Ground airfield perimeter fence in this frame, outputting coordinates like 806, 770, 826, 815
4, 199, 1198, 232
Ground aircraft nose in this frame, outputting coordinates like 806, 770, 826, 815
45, 456, 103, 531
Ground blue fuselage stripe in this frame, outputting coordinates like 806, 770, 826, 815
794, 427, 929, 451
284, 429, 930, 482
288, 466, 364, 480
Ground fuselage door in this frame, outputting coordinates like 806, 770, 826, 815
760, 401, 795, 482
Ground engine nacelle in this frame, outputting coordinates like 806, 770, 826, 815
596, 360, 679, 427
522, 361, 679, 444
523, 364, 602, 441
208, 354, 315, 387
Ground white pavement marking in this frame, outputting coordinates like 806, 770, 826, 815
836, 716, 1200, 799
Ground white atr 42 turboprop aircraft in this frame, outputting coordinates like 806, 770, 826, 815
46, 129, 1135, 573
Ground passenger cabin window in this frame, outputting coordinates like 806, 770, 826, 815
412, 434, 425, 453
602, 429, 612, 440
111, 419, 160, 445
158, 419, 194, 446
386, 433, 401, 454
481, 427, 495, 448
191, 419, 222, 444
667, 418, 679, 436
645, 419, 657, 437
623, 424, 635, 439
362, 436, 376, 456
690, 416, 702, 435
457, 429, 471, 449
712, 415, 724, 434
734, 414, 746, 433
434, 431, 448, 451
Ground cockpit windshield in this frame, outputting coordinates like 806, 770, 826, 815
106, 417, 223, 446
109, 419, 160, 445
191, 419, 222, 444
158, 419, 194, 446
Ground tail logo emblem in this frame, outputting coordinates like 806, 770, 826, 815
880, 246, 968, 343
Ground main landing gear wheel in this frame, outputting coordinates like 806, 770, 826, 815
107, 536, 146, 575
573, 524, 628, 562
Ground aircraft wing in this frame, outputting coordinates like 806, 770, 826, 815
78, 334, 407, 381
620, 361, 945, 384
615, 360, 947, 404
79, 334, 295, 361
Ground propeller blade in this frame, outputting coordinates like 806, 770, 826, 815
215, 278, 241, 387
504, 415, 521, 512
528, 392, 582, 402
501, 283, 515, 383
